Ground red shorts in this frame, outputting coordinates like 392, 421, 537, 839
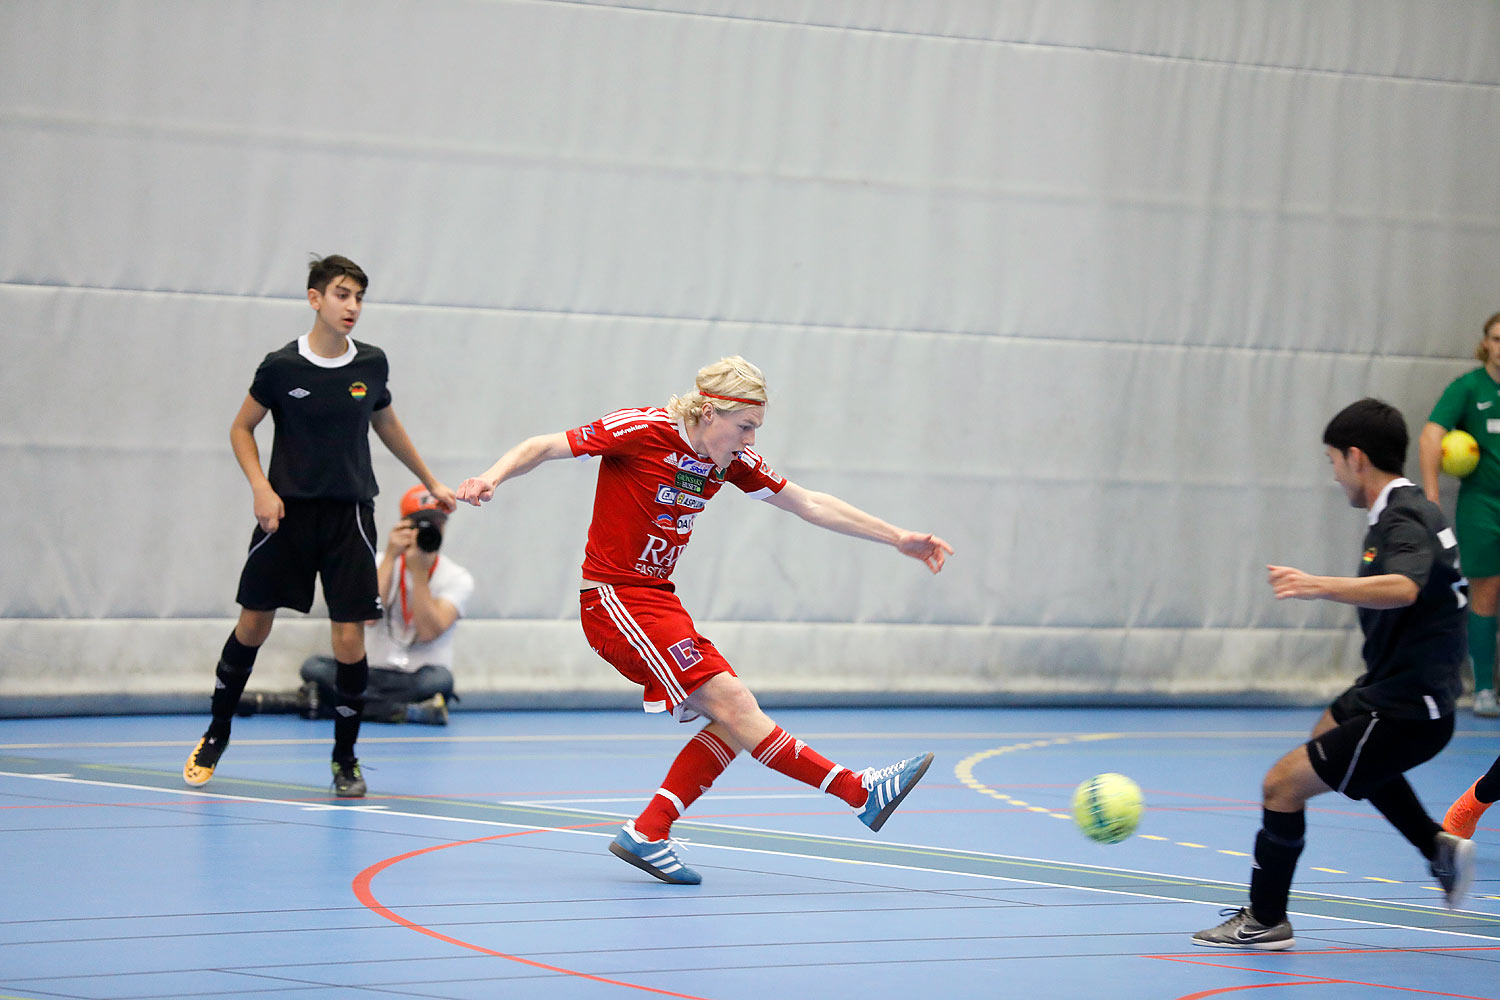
579, 584, 736, 721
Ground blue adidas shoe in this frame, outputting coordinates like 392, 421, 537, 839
608, 821, 702, 885
855, 752, 934, 832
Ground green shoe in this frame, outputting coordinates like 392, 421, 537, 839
331, 759, 366, 798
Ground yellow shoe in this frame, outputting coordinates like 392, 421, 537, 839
407, 693, 448, 725
1444, 781, 1491, 839
184, 735, 226, 787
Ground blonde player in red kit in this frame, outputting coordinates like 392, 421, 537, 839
457, 356, 953, 884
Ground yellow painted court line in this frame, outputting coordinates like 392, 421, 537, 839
681, 823, 1500, 929
956, 735, 1479, 906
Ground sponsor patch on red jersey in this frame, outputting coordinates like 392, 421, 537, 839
565, 408, 787, 585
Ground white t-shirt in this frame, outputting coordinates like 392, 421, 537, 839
363, 551, 475, 671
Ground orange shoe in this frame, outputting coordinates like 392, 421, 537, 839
1444, 781, 1491, 840
183, 734, 226, 787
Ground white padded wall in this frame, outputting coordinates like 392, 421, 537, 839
3, 0, 1499, 706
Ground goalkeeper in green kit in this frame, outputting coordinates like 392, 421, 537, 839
1419, 311, 1500, 718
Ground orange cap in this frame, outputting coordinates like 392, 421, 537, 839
399, 485, 443, 518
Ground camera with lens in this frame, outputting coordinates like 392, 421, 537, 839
407, 510, 446, 553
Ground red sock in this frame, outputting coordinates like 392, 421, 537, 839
635, 729, 737, 840
752, 726, 867, 808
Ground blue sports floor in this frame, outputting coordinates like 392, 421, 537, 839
2, 707, 1499, 999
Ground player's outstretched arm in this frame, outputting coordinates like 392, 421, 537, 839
457, 432, 573, 506
766, 482, 953, 573
371, 406, 456, 511
1266, 564, 1419, 608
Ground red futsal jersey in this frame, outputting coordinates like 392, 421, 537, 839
565, 407, 787, 585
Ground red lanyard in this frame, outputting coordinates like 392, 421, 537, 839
397, 553, 439, 628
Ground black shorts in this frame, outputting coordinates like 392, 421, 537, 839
235, 498, 381, 622
1305, 706, 1454, 801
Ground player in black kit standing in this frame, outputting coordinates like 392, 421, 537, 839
1193, 398, 1475, 950
184, 255, 455, 797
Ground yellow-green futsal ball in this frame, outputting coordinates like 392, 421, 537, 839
1072, 773, 1143, 844
1442, 429, 1480, 478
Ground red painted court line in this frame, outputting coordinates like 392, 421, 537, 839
1152, 949, 1500, 1000
1173, 983, 1329, 998
352, 822, 714, 999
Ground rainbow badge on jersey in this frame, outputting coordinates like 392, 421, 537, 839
349, 381, 368, 400
1363, 547, 1377, 564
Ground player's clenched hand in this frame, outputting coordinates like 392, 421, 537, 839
897, 531, 954, 574
1267, 564, 1324, 600
456, 477, 496, 506
253, 485, 284, 533
427, 481, 458, 513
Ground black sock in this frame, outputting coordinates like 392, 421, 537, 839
1248, 808, 1305, 926
1475, 758, 1500, 804
207, 632, 260, 741
1367, 778, 1442, 861
332, 656, 369, 764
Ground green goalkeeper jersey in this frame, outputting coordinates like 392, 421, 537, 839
1429, 367, 1500, 499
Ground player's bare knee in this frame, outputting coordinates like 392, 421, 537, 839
235, 609, 275, 647
329, 622, 365, 663
1470, 575, 1500, 616
1262, 766, 1298, 810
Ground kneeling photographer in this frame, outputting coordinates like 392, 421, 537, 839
299, 484, 475, 724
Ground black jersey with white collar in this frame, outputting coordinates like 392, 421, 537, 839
248, 336, 393, 502
1340, 482, 1466, 720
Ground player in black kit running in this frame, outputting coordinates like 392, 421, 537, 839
183, 255, 455, 797
1193, 398, 1475, 951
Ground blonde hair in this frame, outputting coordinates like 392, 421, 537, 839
1477, 312, 1500, 363
665, 356, 768, 424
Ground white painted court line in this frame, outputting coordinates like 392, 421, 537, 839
3, 768, 1494, 944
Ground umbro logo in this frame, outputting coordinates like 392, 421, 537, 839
289, 388, 310, 398
1479, 401, 1494, 410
